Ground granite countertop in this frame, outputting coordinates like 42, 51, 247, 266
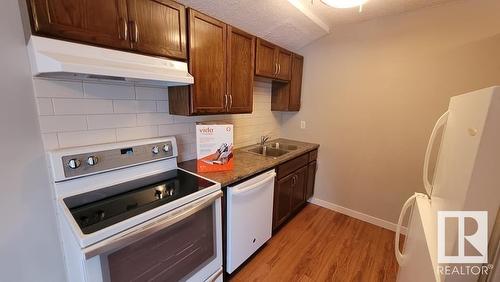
178, 138, 319, 187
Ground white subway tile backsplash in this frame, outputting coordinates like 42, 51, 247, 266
174, 133, 196, 145
178, 142, 196, 155
156, 100, 169, 112
39, 115, 87, 133
36, 98, 54, 115
53, 99, 113, 115
137, 113, 173, 126
58, 129, 116, 148
116, 126, 159, 141
84, 82, 135, 100
87, 114, 137, 129
113, 100, 157, 113
33, 79, 84, 98
33, 79, 281, 154
41, 133, 59, 150
136, 86, 168, 100
158, 123, 192, 136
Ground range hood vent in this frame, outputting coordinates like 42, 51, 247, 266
27, 36, 193, 87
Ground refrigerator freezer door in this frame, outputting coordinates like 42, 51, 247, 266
397, 196, 440, 282
432, 87, 499, 210
423, 111, 448, 197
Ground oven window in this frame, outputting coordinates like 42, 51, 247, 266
106, 205, 215, 282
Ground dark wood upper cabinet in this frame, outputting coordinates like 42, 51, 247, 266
26, 0, 187, 60
227, 26, 255, 114
187, 9, 227, 114
255, 38, 278, 78
28, 0, 130, 49
288, 54, 303, 111
271, 53, 303, 111
126, 0, 186, 59
255, 38, 292, 81
169, 10, 255, 116
275, 48, 292, 81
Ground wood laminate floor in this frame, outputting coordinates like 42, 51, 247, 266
230, 204, 400, 282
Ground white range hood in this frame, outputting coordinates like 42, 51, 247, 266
27, 36, 193, 86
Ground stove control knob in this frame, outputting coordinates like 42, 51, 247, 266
152, 146, 159, 154
86, 156, 98, 166
67, 159, 81, 169
163, 144, 170, 152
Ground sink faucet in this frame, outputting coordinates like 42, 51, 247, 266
260, 135, 270, 146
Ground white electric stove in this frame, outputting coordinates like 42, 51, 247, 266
48, 137, 222, 282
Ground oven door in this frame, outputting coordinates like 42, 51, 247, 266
83, 191, 222, 282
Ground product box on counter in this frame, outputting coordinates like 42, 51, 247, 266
196, 122, 234, 172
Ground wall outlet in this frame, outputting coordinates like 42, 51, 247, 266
300, 120, 306, 129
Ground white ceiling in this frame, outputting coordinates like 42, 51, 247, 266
304, 0, 458, 26
178, 0, 459, 51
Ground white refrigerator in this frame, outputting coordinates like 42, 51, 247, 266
395, 87, 500, 282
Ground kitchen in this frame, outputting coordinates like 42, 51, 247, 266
1, 0, 499, 281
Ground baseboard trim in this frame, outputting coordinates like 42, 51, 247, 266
308, 198, 408, 235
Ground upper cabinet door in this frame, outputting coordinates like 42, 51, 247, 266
188, 9, 227, 114
29, 0, 130, 49
255, 38, 277, 79
126, 0, 186, 59
288, 54, 303, 111
276, 48, 292, 81
227, 26, 255, 114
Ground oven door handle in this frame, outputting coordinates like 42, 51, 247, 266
84, 190, 222, 259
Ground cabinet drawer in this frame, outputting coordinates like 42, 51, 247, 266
277, 153, 308, 179
309, 149, 318, 162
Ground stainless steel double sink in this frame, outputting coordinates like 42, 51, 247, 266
245, 143, 298, 158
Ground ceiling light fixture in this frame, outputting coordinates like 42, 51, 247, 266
321, 0, 369, 9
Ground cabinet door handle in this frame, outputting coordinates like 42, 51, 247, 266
134, 21, 139, 43
130, 21, 139, 43
229, 94, 233, 109
224, 94, 228, 110
292, 175, 296, 186
30, 0, 39, 31
277, 63, 281, 75
120, 18, 128, 41
274, 63, 278, 76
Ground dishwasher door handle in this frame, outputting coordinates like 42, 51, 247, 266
232, 172, 276, 195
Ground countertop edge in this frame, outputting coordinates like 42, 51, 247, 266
178, 139, 319, 187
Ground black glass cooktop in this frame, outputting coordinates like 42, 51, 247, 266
64, 169, 215, 235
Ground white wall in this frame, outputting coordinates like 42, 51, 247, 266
281, 0, 500, 224
34, 79, 282, 161
0, 1, 66, 281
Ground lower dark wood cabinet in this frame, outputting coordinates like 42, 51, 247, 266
290, 166, 307, 212
273, 173, 294, 229
273, 149, 318, 231
306, 160, 317, 200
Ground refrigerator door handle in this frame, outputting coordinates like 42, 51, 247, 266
423, 111, 449, 197
395, 193, 420, 265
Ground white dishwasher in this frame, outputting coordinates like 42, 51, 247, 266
226, 169, 276, 273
